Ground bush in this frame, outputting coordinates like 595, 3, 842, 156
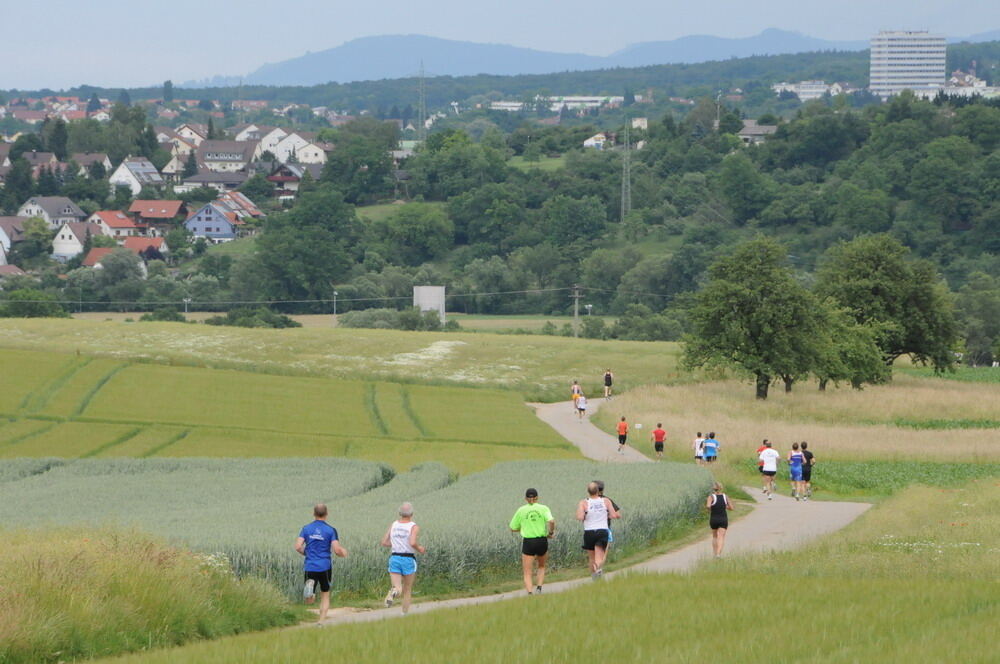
339, 307, 446, 331
0, 289, 68, 318
204, 307, 302, 329
139, 307, 187, 323
0, 527, 296, 664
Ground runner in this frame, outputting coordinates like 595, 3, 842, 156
758, 441, 781, 500
801, 441, 815, 497
509, 488, 555, 595
576, 394, 588, 422
571, 380, 582, 413
693, 431, 705, 464
380, 502, 426, 614
295, 503, 349, 623
756, 439, 770, 492
706, 482, 733, 557
616, 416, 628, 455
576, 481, 620, 580
651, 423, 667, 460
788, 443, 806, 501
594, 480, 621, 554
603, 369, 614, 400
702, 432, 720, 463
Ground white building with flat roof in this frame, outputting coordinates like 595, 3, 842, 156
869, 31, 946, 98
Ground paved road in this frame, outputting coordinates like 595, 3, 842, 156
312, 400, 870, 627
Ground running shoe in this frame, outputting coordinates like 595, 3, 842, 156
535, 585, 543, 594
768, 494, 773, 501
596, 568, 604, 579
303, 578, 316, 601
384, 587, 398, 608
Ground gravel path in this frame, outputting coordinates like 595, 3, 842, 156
312, 400, 870, 627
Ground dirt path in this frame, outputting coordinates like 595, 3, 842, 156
312, 400, 870, 627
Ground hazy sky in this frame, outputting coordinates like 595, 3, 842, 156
5, 0, 998, 89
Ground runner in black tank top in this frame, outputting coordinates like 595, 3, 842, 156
706, 483, 733, 558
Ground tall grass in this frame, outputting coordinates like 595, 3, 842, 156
595, 375, 1000, 461
104, 482, 1000, 664
0, 527, 297, 664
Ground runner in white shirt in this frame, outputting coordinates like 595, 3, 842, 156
693, 432, 705, 464
576, 395, 588, 422
758, 441, 781, 500
379, 502, 426, 614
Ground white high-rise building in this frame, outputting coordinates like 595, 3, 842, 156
869, 31, 946, 98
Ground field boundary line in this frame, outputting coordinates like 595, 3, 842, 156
140, 429, 191, 457
72, 362, 128, 417
399, 386, 429, 437
365, 383, 389, 436
80, 426, 145, 459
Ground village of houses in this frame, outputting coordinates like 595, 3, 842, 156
0, 99, 346, 278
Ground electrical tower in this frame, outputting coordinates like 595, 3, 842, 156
620, 124, 632, 223
417, 61, 427, 143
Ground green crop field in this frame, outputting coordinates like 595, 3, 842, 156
0, 458, 711, 599
0, 319, 681, 401
105, 481, 1000, 664
0, 349, 575, 472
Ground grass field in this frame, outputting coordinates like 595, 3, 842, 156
0, 458, 711, 600
0, 349, 574, 472
103, 481, 1000, 663
0, 527, 296, 664
901, 365, 1000, 383
594, 374, 1000, 462
0, 319, 682, 400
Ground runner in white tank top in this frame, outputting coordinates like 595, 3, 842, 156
576, 482, 619, 580
380, 502, 425, 614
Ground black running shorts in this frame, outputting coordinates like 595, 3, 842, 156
304, 569, 332, 593
802, 467, 812, 482
582, 529, 609, 551
654, 442, 664, 452
709, 516, 728, 530
522, 536, 549, 557
618, 435, 627, 445
762, 470, 776, 477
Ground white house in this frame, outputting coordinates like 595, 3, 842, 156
17, 196, 86, 230
256, 127, 289, 157
175, 123, 208, 146
0, 242, 7, 266
87, 210, 138, 239
196, 140, 257, 172
70, 152, 113, 176
583, 133, 611, 150
272, 132, 330, 164
109, 158, 165, 196
51, 221, 94, 261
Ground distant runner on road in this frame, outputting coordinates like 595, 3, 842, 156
380, 502, 426, 614
651, 423, 667, 460
603, 369, 614, 400
296, 503, 348, 623
759, 442, 781, 500
707, 482, 734, 557
788, 442, 806, 501
702, 432, 720, 463
801, 442, 815, 497
576, 481, 620, 580
509, 488, 555, 595
571, 380, 582, 413
616, 416, 629, 455
576, 394, 588, 421
694, 432, 705, 464
756, 439, 770, 492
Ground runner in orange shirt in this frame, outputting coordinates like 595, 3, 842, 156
616, 416, 628, 455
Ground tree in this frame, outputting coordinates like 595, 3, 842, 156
86, 93, 102, 113
3, 158, 34, 209
162, 80, 174, 103
183, 151, 198, 178
813, 306, 889, 390
815, 234, 958, 373
368, 203, 454, 266
684, 237, 829, 399
46, 118, 69, 160
117, 89, 131, 106
206, 117, 218, 140
0, 289, 68, 318
9, 217, 53, 265
716, 152, 775, 224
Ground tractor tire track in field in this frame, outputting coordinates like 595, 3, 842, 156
72, 362, 128, 418
307, 399, 871, 629
79, 427, 145, 459
365, 383, 389, 436
17, 356, 92, 415
140, 429, 191, 458
400, 386, 429, 437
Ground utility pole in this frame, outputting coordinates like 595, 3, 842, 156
570, 284, 582, 338
417, 61, 427, 143
620, 124, 631, 223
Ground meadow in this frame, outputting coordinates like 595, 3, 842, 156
0, 319, 682, 401
0, 457, 712, 600
103, 480, 1000, 663
593, 374, 1000, 462
0, 349, 574, 473
0, 527, 297, 664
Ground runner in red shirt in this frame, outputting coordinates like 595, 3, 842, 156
650, 423, 667, 460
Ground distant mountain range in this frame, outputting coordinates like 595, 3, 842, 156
182, 28, 1000, 88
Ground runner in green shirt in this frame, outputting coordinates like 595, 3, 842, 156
509, 488, 555, 595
